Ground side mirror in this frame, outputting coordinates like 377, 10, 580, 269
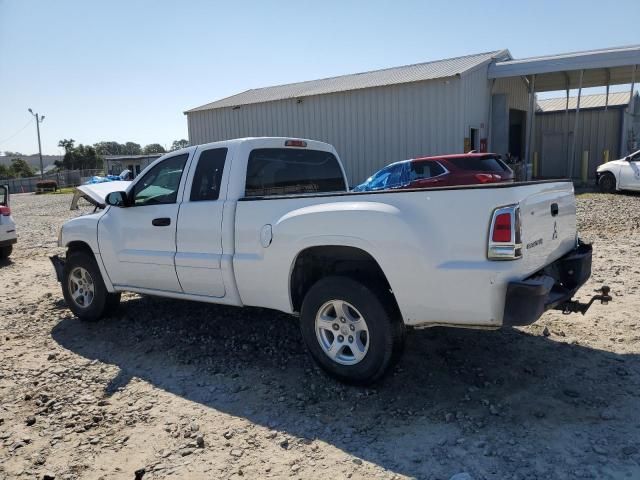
105, 191, 128, 207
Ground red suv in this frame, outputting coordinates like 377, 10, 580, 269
353, 153, 514, 191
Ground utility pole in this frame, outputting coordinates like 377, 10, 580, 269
28, 108, 45, 179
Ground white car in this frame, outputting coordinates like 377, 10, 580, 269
51, 137, 608, 384
0, 185, 17, 259
596, 150, 640, 193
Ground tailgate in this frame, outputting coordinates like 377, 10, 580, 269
518, 182, 576, 275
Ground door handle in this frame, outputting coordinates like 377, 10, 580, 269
152, 217, 171, 227
550, 203, 559, 216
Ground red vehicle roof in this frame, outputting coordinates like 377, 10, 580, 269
412, 152, 499, 162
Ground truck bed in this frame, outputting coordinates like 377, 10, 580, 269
233, 180, 576, 327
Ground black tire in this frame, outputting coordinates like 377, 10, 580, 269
599, 172, 616, 193
62, 250, 119, 321
0, 245, 12, 259
300, 276, 405, 385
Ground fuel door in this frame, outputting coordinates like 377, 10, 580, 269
260, 224, 273, 248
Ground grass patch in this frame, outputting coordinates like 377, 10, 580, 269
44, 187, 75, 195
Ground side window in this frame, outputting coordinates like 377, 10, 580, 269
410, 161, 446, 180
245, 148, 345, 197
132, 154, 188, 206
190, 148, 227, 201
0, 185, 7, 206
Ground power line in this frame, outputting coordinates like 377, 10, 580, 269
0, 119, 34, 147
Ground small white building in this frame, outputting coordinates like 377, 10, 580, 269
104, 154, 163, 178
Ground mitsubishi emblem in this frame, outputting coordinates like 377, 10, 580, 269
552, 221, 558, 240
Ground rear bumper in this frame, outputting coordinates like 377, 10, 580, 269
503, 241, 592, 326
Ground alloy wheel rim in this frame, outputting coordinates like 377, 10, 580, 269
315, 300, 369, 365
68, 267, 95, 308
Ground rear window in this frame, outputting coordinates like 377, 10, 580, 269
245, 148, 345, 197
448, 156, 508, 172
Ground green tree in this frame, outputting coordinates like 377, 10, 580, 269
0, 164, 10, 178
58, 139, 75, 153
3, 151, 24, 157
58, 139, 77, 170
56, 139, 103, 170
10, 158, 35, 177
93, 141, 124, 156
143, 143, 166, 154
170, 139, 189, 151
123, 142, 142, 155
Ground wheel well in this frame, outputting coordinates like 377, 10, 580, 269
598, 171, 617, 188
290, 246, 398, 314
66, 241, 94, 256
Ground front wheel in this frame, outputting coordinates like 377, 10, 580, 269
300, 276, 405, 385
598, 172, 616, 193
62, 250, 120, 321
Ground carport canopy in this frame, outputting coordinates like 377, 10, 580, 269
488, 45, 640, 179
488, 44, 640, 91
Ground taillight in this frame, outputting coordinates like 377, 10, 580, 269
475, 173, 502, 183
0, 206, 10, 216
285, 139, 307, 147
492, 212, 512, 242
488, 204, 522, 260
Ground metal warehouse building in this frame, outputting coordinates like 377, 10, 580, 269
535, 92, 640, 179
185, 45, 640, 185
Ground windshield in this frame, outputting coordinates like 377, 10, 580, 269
354, 164, 404, 191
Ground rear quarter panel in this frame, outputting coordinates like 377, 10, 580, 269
233, 181, 576, 327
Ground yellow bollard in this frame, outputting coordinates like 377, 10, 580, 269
581, 151, 589, 185
533, 152, 538, 178
603, 150, 609, 164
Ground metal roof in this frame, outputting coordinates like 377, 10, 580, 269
536, 91, 632, 112
186, 50, 509, 112
488, 44, 640, 92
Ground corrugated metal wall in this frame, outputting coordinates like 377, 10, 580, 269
534, 108, 622, 179
461, 66, 491, 143
187, 75, 490, 185
493, 77, 529, 111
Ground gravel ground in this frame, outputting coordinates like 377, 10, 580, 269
0, 191, 639, 480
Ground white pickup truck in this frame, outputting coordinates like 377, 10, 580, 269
51, 137, 608, 384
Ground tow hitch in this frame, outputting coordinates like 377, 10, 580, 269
556, 285, 612, 315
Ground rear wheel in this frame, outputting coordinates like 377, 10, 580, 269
62, 250, 120, 321
300, 276, 405, 384
0, 245, 12, 259
598, 172, 616, 193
